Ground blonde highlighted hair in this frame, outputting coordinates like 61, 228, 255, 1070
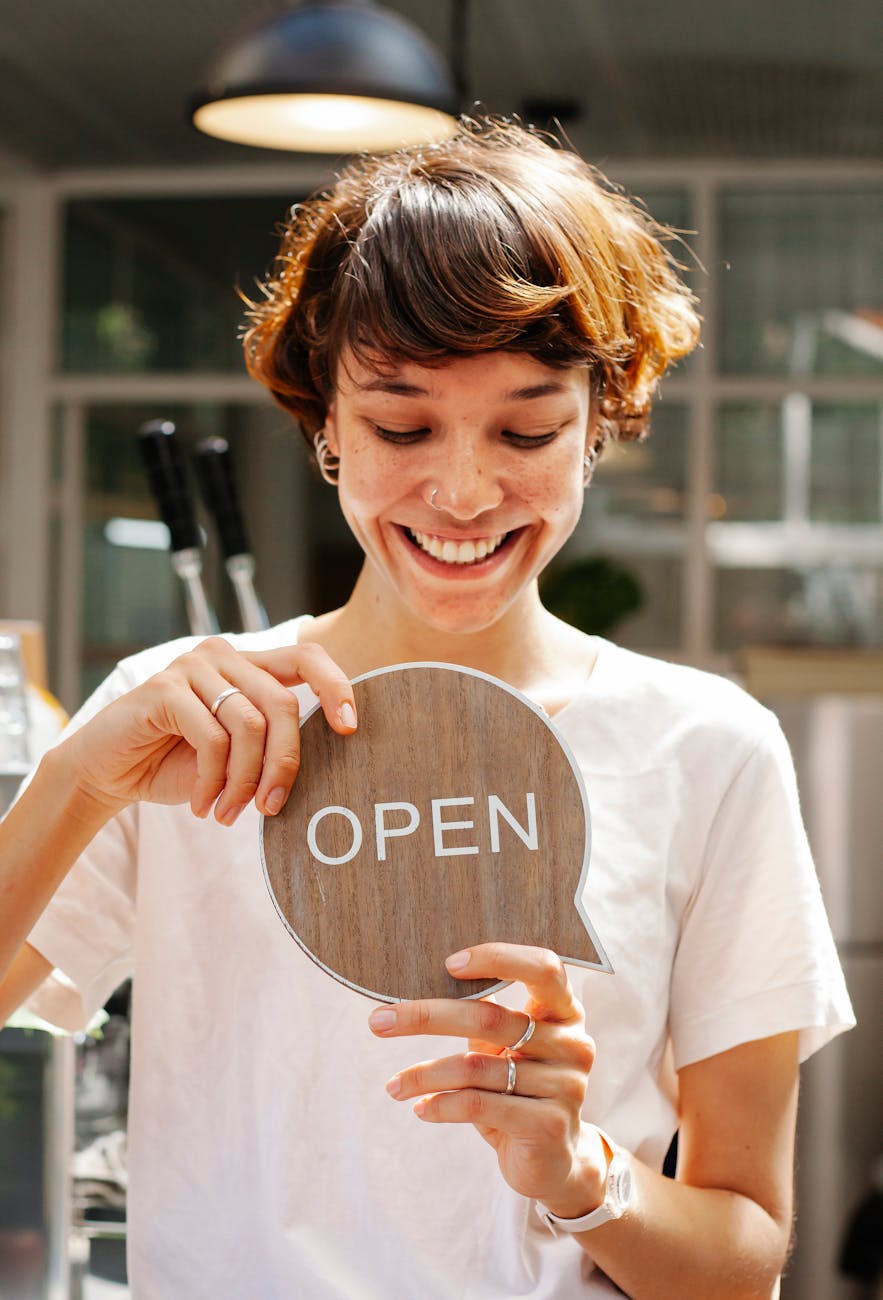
244, 119, 700, 458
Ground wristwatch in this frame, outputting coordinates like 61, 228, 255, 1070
535, 1129, 633, 1234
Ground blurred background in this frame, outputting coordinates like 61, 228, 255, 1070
0, 1, 880, 1296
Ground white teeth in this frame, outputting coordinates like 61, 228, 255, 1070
410, 530, 507, 565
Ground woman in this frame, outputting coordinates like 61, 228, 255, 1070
0, 121, 852, 1298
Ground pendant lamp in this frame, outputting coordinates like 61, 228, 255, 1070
191, 0, 460, 154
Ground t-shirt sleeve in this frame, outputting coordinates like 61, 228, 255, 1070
669, 711, 855, 1069
22, 664, 141, 1032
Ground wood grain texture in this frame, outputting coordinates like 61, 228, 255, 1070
261, 664, 607, 1002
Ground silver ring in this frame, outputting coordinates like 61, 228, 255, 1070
504, 1055, 517, 1096
507, 1015, 536, 1054
428, 487, 442, 511
210, 686, 242, 718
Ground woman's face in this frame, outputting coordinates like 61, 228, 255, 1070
324, 348, 591, 636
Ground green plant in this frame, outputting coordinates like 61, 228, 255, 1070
541, 555, 644, 637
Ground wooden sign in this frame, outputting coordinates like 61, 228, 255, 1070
261, 664, 610, 1002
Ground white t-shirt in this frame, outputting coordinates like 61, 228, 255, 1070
25, 619, 854, 1299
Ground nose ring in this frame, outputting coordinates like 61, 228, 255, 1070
428, 487, 442, 511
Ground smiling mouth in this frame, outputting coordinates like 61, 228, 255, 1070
404, 528, 512, 565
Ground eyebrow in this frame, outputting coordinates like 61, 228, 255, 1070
357, 378, 428, 396
356, 378, 570, 400
505, 382, 569, 400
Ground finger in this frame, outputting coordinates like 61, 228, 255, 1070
445, 943, 581, 1023
185, 671, 269, 824
386, 1052, 586, 1106
238, 642, 357, 735
183, 653, 303, 818
184, 637, 357, 735
466, 1010, 534, 1060
150, 681, 231, 817
368, 997, 544, 1053
179, 639, 357, 810
412, 1089, 566, 1137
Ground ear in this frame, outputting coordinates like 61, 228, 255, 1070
323, 398, 341, 458
584, 399, 606, 465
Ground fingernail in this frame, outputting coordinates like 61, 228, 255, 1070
369, 1008, 396, 1032
413, 1099, 427, 1119
219, 803, 246, 826
446, 950, 470, 972
193, 793, 216, 820
264, 786, 286, 815
386, 1075, 402, 1099
339, 701, 357, 729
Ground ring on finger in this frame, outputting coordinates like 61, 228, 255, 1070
506, 1015, 536, 1054
504, 1055, 517, 1096
210, 686, 243, 718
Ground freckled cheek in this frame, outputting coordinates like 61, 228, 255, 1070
337, 480, 405, 544
339, 447, 416, 506
521, 461, 583, 515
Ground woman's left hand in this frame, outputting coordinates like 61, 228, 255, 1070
369, 942, 608, 1215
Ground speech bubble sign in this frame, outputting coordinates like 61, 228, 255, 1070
261, 663, 610, 1002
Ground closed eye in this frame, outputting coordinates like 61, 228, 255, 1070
503, 429, 560, 447
370, 424, 561, 447
370, 424, 430, 444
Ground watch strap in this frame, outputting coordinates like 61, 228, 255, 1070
534, 1129, 631, 1234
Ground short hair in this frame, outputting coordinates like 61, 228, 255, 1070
244, 118, 700, 459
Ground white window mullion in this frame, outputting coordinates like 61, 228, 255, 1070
0, 181, 60, 626
683, 176, 718, 666
56, 403, 85, 713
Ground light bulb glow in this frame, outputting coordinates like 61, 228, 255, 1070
194, 94, 459, 153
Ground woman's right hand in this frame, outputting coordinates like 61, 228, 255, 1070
58, 638, 357, 825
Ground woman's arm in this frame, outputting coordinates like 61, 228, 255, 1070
0, 744, 122, 1011
565, 1032, 798, 1300
0, 637, 357, 1009
374, 942, 798, 1300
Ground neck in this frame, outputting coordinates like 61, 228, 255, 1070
307, 564, 561, 692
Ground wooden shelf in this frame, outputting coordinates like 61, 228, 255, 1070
736, 645, 883, 698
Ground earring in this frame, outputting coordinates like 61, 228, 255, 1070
314, 429, 340, 486
583, 447, 599, 486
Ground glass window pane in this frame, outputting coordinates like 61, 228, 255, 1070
715, 564, 883, 651
810, 401, 882, 524
588, 401, 688, 524
716, 403, 784, 522
77, 401, 310, 702
719, 187, 883, 377
716, 399, 883, 526
556, 399, 686, 651
61, 196, 299, 373
615, 553, 683, 650
81, 405, 200, 698
636, 189, 690, 232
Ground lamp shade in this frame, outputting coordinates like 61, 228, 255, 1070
192, 0, 460, 153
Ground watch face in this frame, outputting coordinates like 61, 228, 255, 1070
610, 1154, 633, 1213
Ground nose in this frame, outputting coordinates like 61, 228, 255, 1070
424, 440, 503, 520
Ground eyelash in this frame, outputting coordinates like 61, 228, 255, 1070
370, 424, 560, 448
371, 425, 429, 444
504, 430, 559, 448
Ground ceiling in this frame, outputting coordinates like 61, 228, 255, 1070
0, 0, 880, 175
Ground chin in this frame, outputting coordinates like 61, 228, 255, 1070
406, 594, 517, 639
